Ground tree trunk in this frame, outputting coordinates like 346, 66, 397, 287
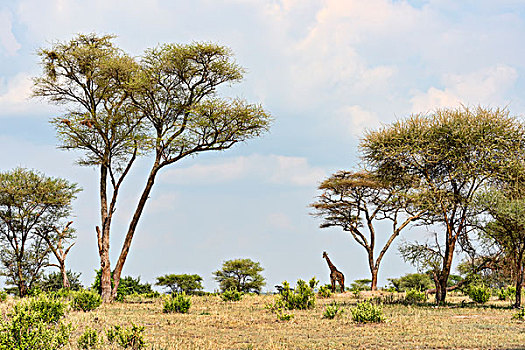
111, 166, 159, 299
60, 263, 70, 289
98, 164, 113, 303
370, 268, 378, 291
515, 259, 524, 308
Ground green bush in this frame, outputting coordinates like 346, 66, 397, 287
91, 270, 153, 301
388, 273, 433, 292
0, 291, 7, 302
106, 323, 146, 349
318, 285, 332, 298
404, 289, 427, 304
276, 278, 317, 310
221, 288, 243, 302
351, 300, 384, 323
0, 296, 71, 349
275, 308, 294, 321
72, 290, 102, 312
323, 301, 344, 319
163, 293, 191, 314
77, 327, 101, 349
513, 308, 525, 321
469, 285, 491, 304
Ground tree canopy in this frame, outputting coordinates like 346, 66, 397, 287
156, 274, 204, 295
213, 258, 265, 293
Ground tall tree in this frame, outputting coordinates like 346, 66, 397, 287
34, 34, 272, 302
311, 170, 423, 290
0, 168, 79, 296
361, 106, 525, 303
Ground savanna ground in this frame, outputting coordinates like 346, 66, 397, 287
4, 291, 523, 350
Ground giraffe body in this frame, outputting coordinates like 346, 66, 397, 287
322, 251, 345, 293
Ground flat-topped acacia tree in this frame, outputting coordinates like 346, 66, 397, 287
33, 34, 272, 302
361, 106, 525, 303
311, 170, 423, 290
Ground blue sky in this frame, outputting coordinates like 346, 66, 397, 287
1, 0, 525, 292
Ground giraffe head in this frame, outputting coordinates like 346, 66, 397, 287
322, 251, 328, 258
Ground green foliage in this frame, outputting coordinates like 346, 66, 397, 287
106, 323, 146, 349
275, 278, 316, 310
350, 279, 372, 292
0, 291, 7, 302
92, 270, 153, 301
468, 285, 491, 304
39, 270, 83, 292
221, 288, 243, 302
163, 293, 191, 314
275, 308, 294, 321
0, 295, 71, 350
155, 274, 203, 295
512, 308, 525, 321
323, 301, 344, 319
0, 168, 80, 297
213, 258, 266, 293
351, 300, 384, 323
77, 327, 101, 349
388, 273, 433, 292
318, 285, 332, 298
404, 289, 427, 304
72, 290, 102, 312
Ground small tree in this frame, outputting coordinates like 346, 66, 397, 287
213, 258, 265, 293
388, 273, 433, 292
156, 274, 203, 294
0, 168, 80, 297
311, 170, 423, 290
38, 270, 83, 292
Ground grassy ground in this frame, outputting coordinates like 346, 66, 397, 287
4, 292, 525, 349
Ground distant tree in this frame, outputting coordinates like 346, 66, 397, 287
362, 106, 525, 303
156, 274, 203, 294
0, 168, 79, 297
38, 270, 83, 292
311, 170, 423, 290
38, 221, 76, 289
213, 258, 265, 293
388, 273, 433, 292
34, 33, 272, 303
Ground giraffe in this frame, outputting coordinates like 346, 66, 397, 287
322, 251, 345, 293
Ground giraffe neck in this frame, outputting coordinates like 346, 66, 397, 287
324, 256, 337, 272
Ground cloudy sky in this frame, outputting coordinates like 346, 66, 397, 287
1, 0, 525, 292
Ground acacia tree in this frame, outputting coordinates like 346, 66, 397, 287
0, 168, 79, 296
34, 34, 271, 302
311, 170, 423, 290
156, 274, 203, 294
213, 258, 265, 293
361, 106, 525, 303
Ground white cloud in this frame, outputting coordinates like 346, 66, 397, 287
0, 10, 21, 56
0, 73, 54, 116
160, 154, 325, 187
337, 105, 380, 137
410, 64, 518, 112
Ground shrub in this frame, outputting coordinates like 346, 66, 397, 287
275, 308, 294, 321
513, 308, 525, 321
318, 285, 332, 298
404, 289, 427, 304
38, 270, 83, 292
323, 301, 344, 319
351, 300, 384, 323
277, 278, 316, 310
221, 288, 243, 302
0, 291, 7, 302
469, 285, 491, 304
106, 323, 146, 349
0, 296, 71, 349
77, 327, 101, 349
72, 290, 102, 312
163, 293, 191, 314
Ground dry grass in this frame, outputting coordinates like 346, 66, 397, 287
3, 292, 525, 349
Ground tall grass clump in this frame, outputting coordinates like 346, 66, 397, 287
106, 323, 146, 349
351, 300, 384, 323
163, 293, 191, 313
0, 295, 71, 349
72, 290, 102, 312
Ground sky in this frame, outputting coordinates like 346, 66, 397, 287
1, 0, 525, 292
